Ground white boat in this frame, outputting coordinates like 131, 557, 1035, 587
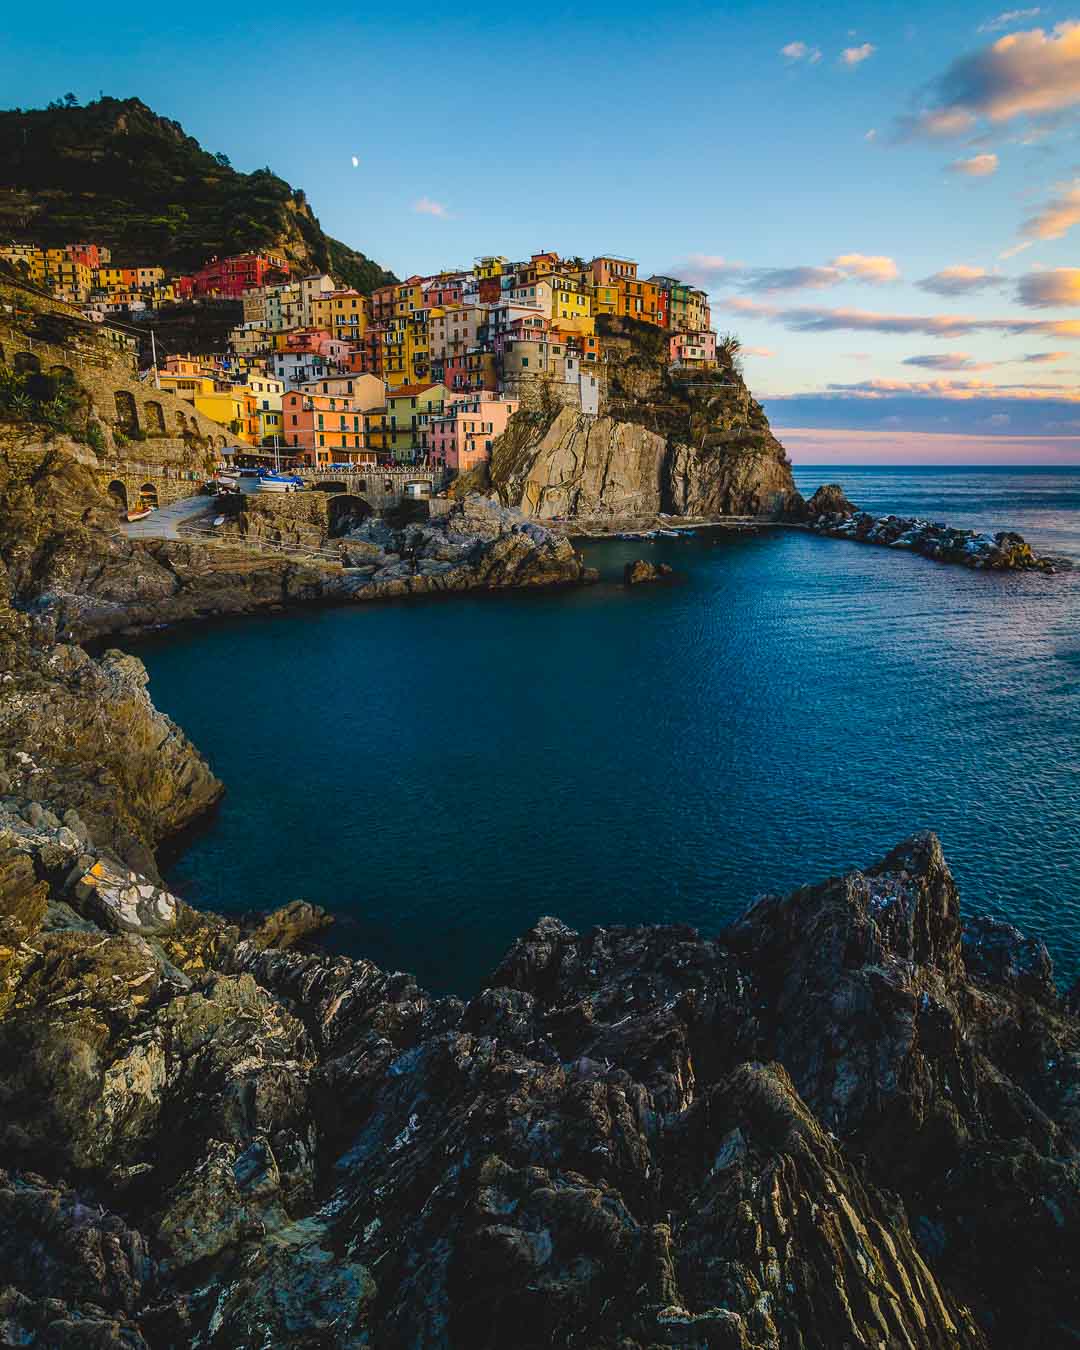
256, 473, 303, 493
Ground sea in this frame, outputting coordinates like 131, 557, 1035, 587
125, 466, 1080, 995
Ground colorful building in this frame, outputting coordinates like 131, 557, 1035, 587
380, 382, 449, 461
429, 393, 519, 471
669, 330, 717, 367
281, 390, 372, 465
191, 252, 290, 299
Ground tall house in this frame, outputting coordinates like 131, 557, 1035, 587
590, 256, 638, 288
191, 252, 290, 299
381, 382, 450, 462
310, 290, 371, 344
649, 277, 710, 334
282, 389, 372, 465
298, 273, 335, 326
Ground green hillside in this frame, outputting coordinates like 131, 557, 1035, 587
0, 96, 396, 292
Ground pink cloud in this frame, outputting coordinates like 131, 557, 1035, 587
916, 265, 1003, 296
728, 295, 1080, 338
948, 152, 1000, 175
901, 20, 1080, 140
775, 426, 1080, 463
413, 197, 450, 218
830, 252, 899, 281
1021, 178, 1080, 239
841, 43, 876, 66
1016, 267, 1080, 306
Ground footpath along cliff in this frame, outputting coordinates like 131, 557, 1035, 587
486, 319, 801, 521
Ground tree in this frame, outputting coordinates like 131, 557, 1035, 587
63, 93, 79, 107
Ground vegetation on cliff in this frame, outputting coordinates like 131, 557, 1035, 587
0, 97, 396, 291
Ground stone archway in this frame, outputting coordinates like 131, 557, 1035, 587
175, 409, 188, 432
115, 390, 139, 435
328, 493, 373, 536
144, 400, 166, 436
13, 351, 40, 375
107, 480, 128, 513
138, 482, 159, 510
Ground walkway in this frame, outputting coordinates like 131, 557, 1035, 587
121, 494, 215, 540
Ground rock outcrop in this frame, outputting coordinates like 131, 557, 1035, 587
1, 814, 1077, 1347
489, 319, 801, 522
623, 558, 674, 585
806, 508, 1057, 572
0, 448, 596, 642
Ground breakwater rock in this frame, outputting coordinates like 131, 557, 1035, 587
807, 508, 1057, 572
1, 805, 1078, 1345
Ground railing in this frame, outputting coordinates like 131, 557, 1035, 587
178, 523, 345, 563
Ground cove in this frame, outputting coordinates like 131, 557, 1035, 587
127, 466, 1080, 995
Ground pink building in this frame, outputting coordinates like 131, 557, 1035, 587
669, 329, 717, 366
422, 277, 465, 309
284, 329, 351, 366
429, 394, 519, 471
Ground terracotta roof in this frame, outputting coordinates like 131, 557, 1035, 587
386, 383, 443, 399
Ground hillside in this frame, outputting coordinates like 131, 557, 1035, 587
0, 96, 395, 291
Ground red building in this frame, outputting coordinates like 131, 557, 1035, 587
190, 252, 290, 298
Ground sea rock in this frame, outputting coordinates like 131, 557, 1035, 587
624, 559, 674, 585
249, 899, 333, 951
806, 508, 1056, 572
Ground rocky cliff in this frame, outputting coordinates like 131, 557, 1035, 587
0, 801, 1076, 1346
489, 319, 800, 521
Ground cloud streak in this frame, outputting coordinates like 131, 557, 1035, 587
728, 295, 1080, 338
916, 265, 1004, 296
1020, 178, 1080, 239
977, 8, 1042, 34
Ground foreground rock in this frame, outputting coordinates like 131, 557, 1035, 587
623, 558, 674, 585
2, 809, 1077, 1346
807, 507, 1056, 572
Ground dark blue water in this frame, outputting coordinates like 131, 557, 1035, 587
127, 466, 1080, 994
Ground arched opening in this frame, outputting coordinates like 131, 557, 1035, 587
175, 410, 188, 432
328, 493, 373, 537
144, 400, 166, 436
138, 482, 159, 510
217, 435, 227, 449
114, 390, 139, 435
13, 351, 40, 375
49, 365, 76, 385
107, 480, 128, 513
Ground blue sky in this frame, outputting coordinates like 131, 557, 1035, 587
4, 0, 1080, 460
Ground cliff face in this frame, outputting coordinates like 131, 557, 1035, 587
489, 320, 800, 521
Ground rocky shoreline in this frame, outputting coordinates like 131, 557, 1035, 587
1, 441, 1078, 1345
1, 772, 1078, 1346
797, 485, 1058, 572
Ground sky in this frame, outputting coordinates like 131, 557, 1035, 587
4, 1, 1080, 462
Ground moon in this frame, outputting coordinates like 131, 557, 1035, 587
351, 155, 359, 168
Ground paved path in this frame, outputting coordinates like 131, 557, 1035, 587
121, 494, 216, 541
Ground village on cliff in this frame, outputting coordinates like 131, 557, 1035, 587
0, 241, 720, 474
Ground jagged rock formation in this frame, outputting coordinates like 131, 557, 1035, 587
489, 320, 801, 521
1, 798, 1077, 1346
807, 508, 1057, 572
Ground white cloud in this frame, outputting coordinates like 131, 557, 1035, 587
865, 128, 878, 141
841, 43, 876, 66
978, 8, 1041, 33
351, 155, 360, 168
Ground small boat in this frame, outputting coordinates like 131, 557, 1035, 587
212, 515, 226, 527
256, 472, 304, 493
658, 529, 680, 538
216, 471, 239, 485
126, 507, 154, 522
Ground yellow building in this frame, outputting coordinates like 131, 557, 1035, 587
383, 382, 449, 461
550, 275, 593, 326
379, 310, 430, 389
0, 244, 45, 283
475, 256, 507, 279
590, 283, 619, 317
310, 289, 371, 344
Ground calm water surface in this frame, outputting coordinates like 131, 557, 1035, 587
127, 466, 1080, 993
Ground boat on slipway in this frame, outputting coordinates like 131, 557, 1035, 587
256, 472, 305, 493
